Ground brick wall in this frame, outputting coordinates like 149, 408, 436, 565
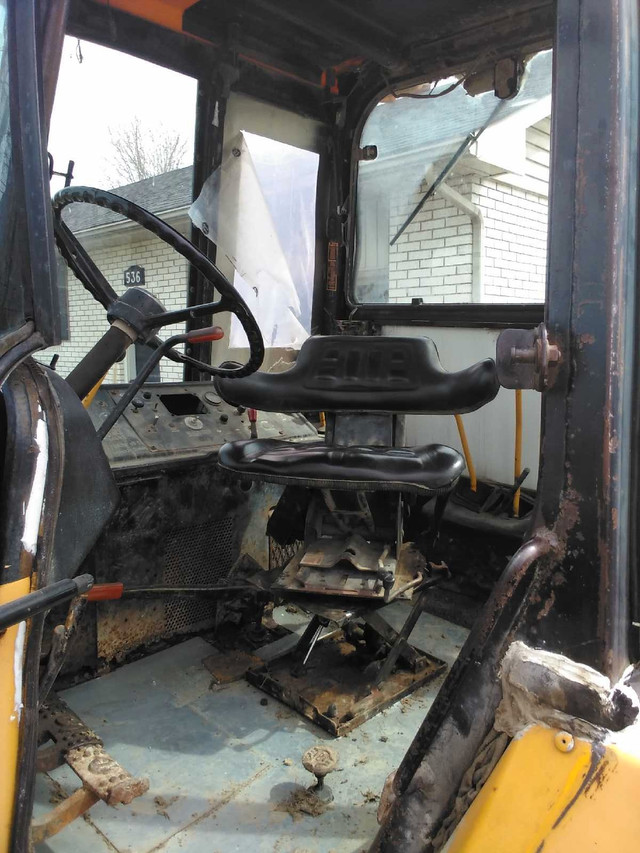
389, 173, 474, 304
388, 171, 547, 304
39, 220, 190, 383
474, 177, 547, 303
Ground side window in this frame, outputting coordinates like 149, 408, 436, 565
353, 50, 552, 307
41, 37, 197, 381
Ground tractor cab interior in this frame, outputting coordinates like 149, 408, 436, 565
4, 0, 639, 851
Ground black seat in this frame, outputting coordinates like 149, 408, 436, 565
215, 335, 498, 494
215, 336, 499, 708
215, 334, 498, 415
218, 439, 465, 495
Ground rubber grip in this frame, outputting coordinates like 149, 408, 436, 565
66, 325, 132, 400
86, 582, 124, 601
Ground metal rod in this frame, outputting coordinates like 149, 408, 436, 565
455, 413, 477, 492
0, 575, 93, 633
513, 389, 523, 516
390, 132, 477, 246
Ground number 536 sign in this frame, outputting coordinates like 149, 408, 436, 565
124, 264, 145, 286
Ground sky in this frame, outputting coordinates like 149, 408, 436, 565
48, 36, 197, 191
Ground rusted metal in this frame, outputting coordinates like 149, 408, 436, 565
65, 743, 149, 806
496, 323, 561, 391
30, 786, 99, 846
39, 593, 88, 702
204, 649, 262, 683
38, 694, 149, 805
274, 542, 425, 601
247, 594, 447, 737
247, 639, 445, 737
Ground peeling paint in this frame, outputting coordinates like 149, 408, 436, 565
12, 620, 26, 723
21, 415, 48, 555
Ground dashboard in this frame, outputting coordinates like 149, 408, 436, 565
86, 381, 318, 472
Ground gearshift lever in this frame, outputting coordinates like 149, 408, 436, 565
302, 745, 338, 803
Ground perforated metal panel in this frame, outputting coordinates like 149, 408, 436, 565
163, 517, 236, 634
269, 538, 302, 572
163, 517, 236, 585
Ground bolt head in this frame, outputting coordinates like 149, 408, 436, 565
554, 730, 574, 753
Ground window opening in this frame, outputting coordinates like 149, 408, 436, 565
40, 36, 197, 381
353, 50, 552, 307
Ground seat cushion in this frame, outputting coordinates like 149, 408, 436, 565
218, 439, 465, 495
215, 335, 499, 415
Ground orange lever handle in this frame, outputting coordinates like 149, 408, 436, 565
185, 326, 225, 344
86, 582, 124, 601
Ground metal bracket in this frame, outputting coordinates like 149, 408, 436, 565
496, 322, 561, 391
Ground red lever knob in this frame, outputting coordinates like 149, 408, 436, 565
185, 326, 225, 344
86, 582, 124, 601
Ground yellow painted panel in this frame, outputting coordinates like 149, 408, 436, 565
445, 724, 640, 853
0, 576, 31, 853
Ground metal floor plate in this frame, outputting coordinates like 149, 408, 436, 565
32, 604, 468, 853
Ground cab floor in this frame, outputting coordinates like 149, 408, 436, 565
33, 604, 468, 853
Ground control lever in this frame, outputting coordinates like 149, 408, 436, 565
0, 575, 94, 634
97, 326, 224, 440
248, 408, 258, 439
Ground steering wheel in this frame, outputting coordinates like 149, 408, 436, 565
52, 186, 264, 378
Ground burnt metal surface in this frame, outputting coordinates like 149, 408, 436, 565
76, 461, 252, 668
274, 542, 425, 601
371, 532, 555, 851
38, 693, 103, 769
520, 0, 638, 681
247, 631, 446, 737
58, 466, 283, 676
87, 381, 317, 471
39, 595, 88, 703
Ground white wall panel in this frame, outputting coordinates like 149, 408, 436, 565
383, 325, 541, 488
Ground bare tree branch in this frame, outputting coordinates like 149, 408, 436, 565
106, 117, 188, 186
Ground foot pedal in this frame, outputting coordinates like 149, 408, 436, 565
33, 694, 149, 844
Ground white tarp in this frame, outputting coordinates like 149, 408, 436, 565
189, 130, 318, 348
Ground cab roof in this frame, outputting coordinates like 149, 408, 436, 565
70, 0, 554, 104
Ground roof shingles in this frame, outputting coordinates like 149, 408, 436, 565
62, 165, 193, 233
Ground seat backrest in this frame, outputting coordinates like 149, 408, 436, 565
215, 335, 499, 415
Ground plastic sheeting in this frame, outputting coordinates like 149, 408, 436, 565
189, 131, 318, 348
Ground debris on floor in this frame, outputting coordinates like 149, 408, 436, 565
275, 787, 330, 820
153, 794, 178, 820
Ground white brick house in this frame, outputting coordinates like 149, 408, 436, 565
44, 167, 192, 383
355, 50, 552, 305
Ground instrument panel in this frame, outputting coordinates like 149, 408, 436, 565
87, 381, 318, 471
